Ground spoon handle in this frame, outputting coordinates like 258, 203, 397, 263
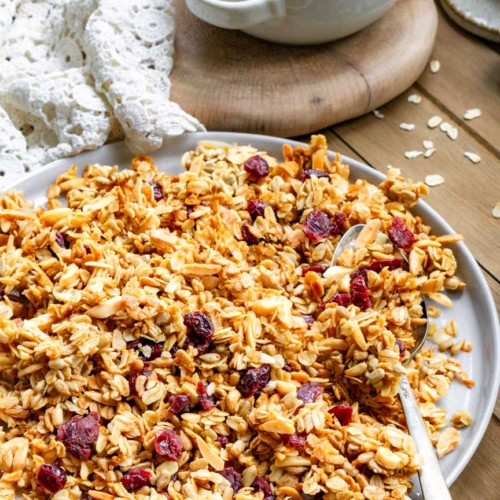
398, 374, 453, 500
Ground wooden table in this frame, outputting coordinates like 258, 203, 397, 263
307, 8, 500, 500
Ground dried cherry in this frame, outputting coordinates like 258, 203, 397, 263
303, 210, 333, 241
169, 394, 191, 415
121, 468, 152, 492
329, 404, 353, 426
244, 155, 269, 178
238, 364, 271, 398
388, 217, 415, 250
197, 381, 216, 411
57, 412, 100, 461
297, 382, 323, 404
219, 467, 242, 492
155, 429, 183, 460
247, 200, 268, 220
184, 311, 214, 355
37, 464, 67, 493
300, 169, 330, 181
350, 274, 371, 311
282, 432, 307, 448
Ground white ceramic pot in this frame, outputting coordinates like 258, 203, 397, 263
185, 0, 397, 45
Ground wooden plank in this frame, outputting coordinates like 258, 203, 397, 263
417, 9, 500, 153
450, 416, 500, 499
332, 90, 500, 279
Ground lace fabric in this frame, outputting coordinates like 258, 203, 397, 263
0, 0, 204, 185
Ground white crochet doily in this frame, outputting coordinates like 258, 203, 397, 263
0, 0, 205, 185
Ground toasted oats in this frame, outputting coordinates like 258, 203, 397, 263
424, 148, 436, 159
405, 151, 424, 159
428, 115, 443, 128
464, 108, 481, 120
437, 428, 460, 458
464, 152, 481, 164
373, 109, 385, 119
407, 94, 422, 104
400, 123, 416, 131
447, 127, 458, 140
0, 134, 472, 500
430, 60, 441, 73
450, 409, 473, 428
425, 174, 445, 187
440, 121, 452, 132
493, 202, 500, 219
423, 140, 434, 150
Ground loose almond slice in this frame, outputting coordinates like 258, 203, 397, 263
427, 116, 443, 128
464, 108, 481, 120
464, 152, 481, 164
195, 435, 224, 471
354, 219, 381, 249
425, 174, 445, 187
259, 418, 295, 434
437, 427, 460, 458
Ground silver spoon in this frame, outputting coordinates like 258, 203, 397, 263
333, 224, 452, 500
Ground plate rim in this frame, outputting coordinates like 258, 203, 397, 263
3, 131, 500, 490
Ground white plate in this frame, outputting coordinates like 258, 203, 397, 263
4, 132, 500, 499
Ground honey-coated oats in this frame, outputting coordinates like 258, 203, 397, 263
0, 136, 474, 499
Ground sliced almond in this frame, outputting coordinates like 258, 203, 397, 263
463, 108, 481, 120
181, 263, 222, 276
464, 152, 481, 164
259, 418, 295, 434
407, 94, 422, 104
354, 219, 381, 249
195, 435, 224, 471
427, 116, 443, 128
87, 297, 126, 318
425, 174, 444, 187
40, 208, 72, 225
437, 427, 460, 458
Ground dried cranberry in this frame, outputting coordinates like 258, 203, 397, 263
366, 258, 403, 273
184, 311, 214, 355
121, 468, 152, 492
241, 221, 260, 245
395, 340, 406, 358
56, 412, 100, 461
219, 467, 242, 492
303, 210, 333, 241
252, 476, 275, 500
350, 274, 371, 311
238, 364, 271, 398
330, 212, 347, 236
301, 314, 315, 329
247, 200, 268, 220
244, 155, 269, 178
300, 169, 330, 181
302, 265, 326, 276
197, 381, 216, 411
155, 429, 183, 460
329, 404, 353, 426
128, 368, 152, 396
388, 217, 415, 250
282, 432, 307, 448
80, 496, 92, 500
216, 435, 230, 445
55, 230, 69, 249
83, 244, 91, 254
169, 394, 191, 415
328, 292, 352, 308
37, 464, 67, 493
351, 268, 368, 284
186, 205, 194, 217
297, 382, 323, 404
148, 181, 164, 201
282, 361, 295, 373
127, 339, 164, 360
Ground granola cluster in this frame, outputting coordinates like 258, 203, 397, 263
0, 136, 473, 500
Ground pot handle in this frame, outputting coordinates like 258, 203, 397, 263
186, 0, 286, 30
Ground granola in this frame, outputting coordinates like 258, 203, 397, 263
0, 135, 474, 499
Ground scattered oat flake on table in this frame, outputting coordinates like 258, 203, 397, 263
430, 60, 441, 73
423, 140, 434, 150
464, 152, 481, 164
373, 109, 384, 119
492, 202, 500, 219
405, 151, 424, 159
408, 94, 422, 104
424, 148, 436, 158
400, 123, 415, 131
425, 174, 445, 186
428, 116, 443, 128
447, 127, 458, 140
440, 122, 452, 132
464, 108, 481, 120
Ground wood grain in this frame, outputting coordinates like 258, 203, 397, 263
332, 89, 500, 278
417, 9, 500, 155
171, 0, 437, 137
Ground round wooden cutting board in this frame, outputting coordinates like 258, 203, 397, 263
171, 0, 438, 137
